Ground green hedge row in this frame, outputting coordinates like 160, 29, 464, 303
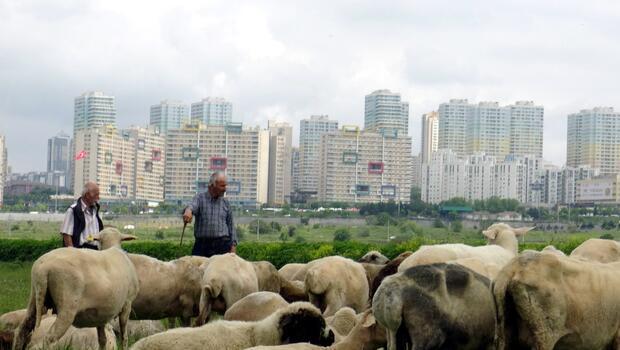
0, 237, 589, 267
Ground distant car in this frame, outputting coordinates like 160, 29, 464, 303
123, 224, 135, 230
29, 211, 39, 214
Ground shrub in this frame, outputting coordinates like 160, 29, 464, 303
288, 226, 296, 237
333, 228, 351, 242
10, 224, 20, 231
600, 233, 615, 240
358, 228, 370, 237
433, 218, 444, 228
451, 221, 463, 233
236, 225, 246, 241
313, 223, 321, 229
294, 236, 306, 243
300, 217, 310, 225
154, 230, 165, 240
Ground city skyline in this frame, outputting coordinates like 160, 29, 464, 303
1, 1, 620, 172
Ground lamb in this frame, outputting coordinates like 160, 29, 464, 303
358, 250, 389, 265
110, 319, 165, 341
253, 261, 282, 292
373, 263, 496, 350
195, 253, 259, 325
224, 292, 289, 322
12, 228, 139, 350
245, 309, 386, 350
127, 254, 208, 326
304, 256, 369, 316
370, 251, 412, 298
570, 238, 620, 263
27, 316, 116, 350
398, 223, 533, 273
130, 302, 334, 350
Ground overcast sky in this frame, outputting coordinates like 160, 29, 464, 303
1, 0, 619, 173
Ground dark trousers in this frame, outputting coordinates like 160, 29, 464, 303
192, 237, 232, 257
78, 243, 99, 250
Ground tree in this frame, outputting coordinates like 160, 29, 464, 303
333, 228, 351, 241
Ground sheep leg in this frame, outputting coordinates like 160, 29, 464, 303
42, 309, 75, 348
118, 301, 132, 350
96, 326, 107, 350
386, 329, 398, 350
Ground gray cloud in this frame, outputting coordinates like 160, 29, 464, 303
1, 0, 619, 172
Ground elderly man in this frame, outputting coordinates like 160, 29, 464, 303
183, 171, 238, 257
60, 181, 103, 249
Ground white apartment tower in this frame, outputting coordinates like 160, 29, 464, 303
268, 121, 293, 205
150, 100, 189, 134
421, 111, 439, 163
567, 107, 620, 175
73, 91, 116, 133
438, 99, 543, 159
0, 135, 6, 207
129, 126, 166, 202
164, 122, 269, 207
318, 126, 412, 203
299, 115, 338, 193
190, 97, 232, 126
364, 90, 409, 135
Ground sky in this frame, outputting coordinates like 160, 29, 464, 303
1, 0, 619, 173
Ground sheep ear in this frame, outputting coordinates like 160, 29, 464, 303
482, 229, 497, 240
514, 227, 535, 236
120, 234, 137, 241
361, 311, 376, 327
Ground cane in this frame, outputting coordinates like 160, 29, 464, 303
180, 221, 187, 247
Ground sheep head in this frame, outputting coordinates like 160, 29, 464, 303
96, 227, 137, 250
278, 302, 334, 346
358, 251, 390, 265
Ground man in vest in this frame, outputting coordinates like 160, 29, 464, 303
60, 181, 104, 249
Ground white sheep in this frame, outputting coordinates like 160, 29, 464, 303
195, 253, 259, 325
127, 254, 208, 326
304, 256, 369, 316
109, 319, 165, 341
278, 263, 306, 281
12, 228, 139, 350
130, 302, 334, 350
224, 292, 289, 322
398, 223, 533, 273
252, 261, 282, 292
27, 316, 117, 350
325, 307, 357, 341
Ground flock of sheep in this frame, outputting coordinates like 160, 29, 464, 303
1, 223, 620, 349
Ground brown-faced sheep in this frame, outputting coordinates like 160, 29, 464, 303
253, 261, 282, 292
195, 253, 259, 325
245, 309, 387, 350
358, 250, 389, 265
304, 256, 369, 316
127, 254, 207, 326
130, 302, 334, 350
224, 292, 289, 322
370, 251, 412, 299
12, 228, 139, 350
373, 263, 496, 350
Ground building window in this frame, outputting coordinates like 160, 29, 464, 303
381, 185, 397, 196
144, 161, 153, 173
182, 147, 199, 161
368, 162, 384, 174
227, 180, 241, 194
343, 151, 358, 164
137, 139, 145, 150
120, 184, 128, 197
115, 161, 123, 175
109, 184, 117, 195
196, 180, 209, 192
210, 157, 227, 170
152, 149, 162, 161
104, 152, 113, 165
356, 184, 370, 195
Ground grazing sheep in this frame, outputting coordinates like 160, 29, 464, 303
450, 257, 501, 279
130, 302, 334, 350
12, 228, 139, 350
110, 319, 165, 341
304, 256, 369, 316
253, 261, 282, 292
494, 251, 620, 350
245, 309, 387, 350
570, 238, 620, 263
358, 250, 389, 265
361, 263, 383, 293
373, 263, 496, 350
370, 251, 412, 299
128, 254, 208, 326
224, 292, 289, 322
279, 278, 309, 303
0, 310, 27, 333
278, 263, 306, 281
398, 223, 533, 273
195, 253, 259, 325
27, 316, 116, 350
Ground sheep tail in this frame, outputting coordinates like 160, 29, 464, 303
32, 267, 49, 329
195, 285, 213, 326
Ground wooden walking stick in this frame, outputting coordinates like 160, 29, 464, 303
180, 221, 187, 247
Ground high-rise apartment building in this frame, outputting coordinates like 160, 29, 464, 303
562, 165, 599, 204
291, 147, 300, 192
73, 125, 164, 202
318, 126, 412, 203
577, 174, 620, 204
46, 132, 71, 188
567, 107, 620, 175
438, 100, 543, 159
164, 122, 269, 207
421, 111, 439, 163
364, 90, 409, 135
0, 135, 6, 207
73, 91, 116, 133
150, 100, 189, 134
190, 97, 232, 125
268, 121, 293, 205
299, 115, 338, 193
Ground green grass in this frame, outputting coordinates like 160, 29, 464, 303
0, 261, 32, 314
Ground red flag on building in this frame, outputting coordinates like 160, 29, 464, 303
75, 150, 87, 160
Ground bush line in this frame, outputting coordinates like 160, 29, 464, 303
0, 238, 588, 267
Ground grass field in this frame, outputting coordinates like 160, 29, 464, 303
0, 261, 32, 314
